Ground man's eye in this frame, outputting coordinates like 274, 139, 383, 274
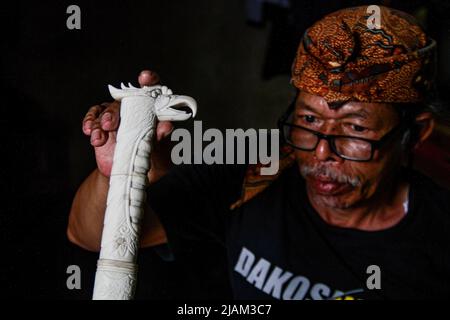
351, 124, 367, 132
304, 115, 316, 123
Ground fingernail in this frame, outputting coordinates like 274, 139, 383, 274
140, 70, 152, 77
102, 113, 111, 122
92, 130, 100, 141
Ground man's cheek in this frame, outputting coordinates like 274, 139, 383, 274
294, 150, 308, 163
295, 150, 319, 169
351, 167, 380, 200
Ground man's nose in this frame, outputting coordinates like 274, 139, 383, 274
314, 138, 341, 162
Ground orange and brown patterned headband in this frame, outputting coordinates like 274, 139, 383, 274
291, 6, 436, 107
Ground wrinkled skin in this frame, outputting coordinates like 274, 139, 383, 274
293, 91, 434, 230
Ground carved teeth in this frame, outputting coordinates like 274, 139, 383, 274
119, 82, 139, 90
108, 84, 126, 101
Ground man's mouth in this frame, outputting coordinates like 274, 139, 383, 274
307, 175, 353, 196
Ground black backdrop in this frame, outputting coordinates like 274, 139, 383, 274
1, 0, 448, 299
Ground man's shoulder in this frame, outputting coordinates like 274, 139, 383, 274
409, 169, 450, 217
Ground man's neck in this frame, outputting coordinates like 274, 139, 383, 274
308, 177, 410, 231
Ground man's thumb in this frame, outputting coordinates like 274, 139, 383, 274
138, 70, 160, 87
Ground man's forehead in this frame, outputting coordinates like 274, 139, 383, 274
295, 92, 395, 120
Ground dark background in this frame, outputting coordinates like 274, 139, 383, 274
1, 0, 449, 299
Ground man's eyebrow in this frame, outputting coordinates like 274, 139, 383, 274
341, 110, 369, 120
296, 101, 370, 120
296, 102, 318, 113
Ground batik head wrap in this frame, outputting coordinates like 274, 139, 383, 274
291, 5, 436, 107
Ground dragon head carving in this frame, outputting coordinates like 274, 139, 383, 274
108, 83, 197, 121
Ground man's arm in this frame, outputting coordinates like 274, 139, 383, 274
67, 169, 167, 252
67, 169, 107, 251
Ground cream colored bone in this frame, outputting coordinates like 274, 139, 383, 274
92, 83, 196, 300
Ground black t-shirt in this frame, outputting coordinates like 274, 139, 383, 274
146, 164, 450, 300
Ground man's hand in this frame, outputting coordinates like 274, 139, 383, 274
81, 70, 174, 181
68, 70, 171, 251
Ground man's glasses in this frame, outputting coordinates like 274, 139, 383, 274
277, 103, 404, 162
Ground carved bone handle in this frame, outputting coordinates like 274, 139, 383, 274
92, 83, 196, 300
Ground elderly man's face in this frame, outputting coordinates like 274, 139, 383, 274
293, 91, 405, 209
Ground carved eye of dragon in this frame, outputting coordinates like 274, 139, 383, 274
149, 88, 162, 98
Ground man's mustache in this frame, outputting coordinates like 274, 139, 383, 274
300, 164, 361, 187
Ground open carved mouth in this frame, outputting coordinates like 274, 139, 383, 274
157, 98, 197, 121
167, 104, 196, 117
170, 104, 196, 114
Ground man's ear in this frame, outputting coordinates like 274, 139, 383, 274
412, 112, 435, 149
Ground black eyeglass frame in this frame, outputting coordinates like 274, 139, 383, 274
277, 101, 406, 162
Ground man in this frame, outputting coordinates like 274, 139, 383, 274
68, 6, 450, 299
